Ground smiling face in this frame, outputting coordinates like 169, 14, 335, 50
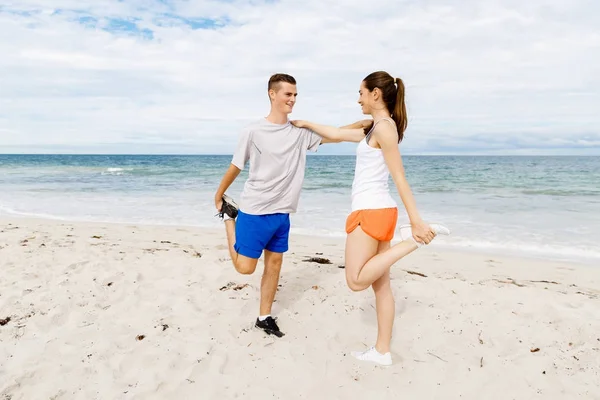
269, 82, 297, 115
358, 81, 377, 115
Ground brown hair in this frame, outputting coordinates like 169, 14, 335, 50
268, 73, 296, 91
362, 71, 407, 142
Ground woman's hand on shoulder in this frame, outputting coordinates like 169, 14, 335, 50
290, 120, 307, 128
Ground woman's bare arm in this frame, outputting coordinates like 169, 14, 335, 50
291, 120, 367, 143
373, 122, 434, 243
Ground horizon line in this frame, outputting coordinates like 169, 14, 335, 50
1, 153, 598, 157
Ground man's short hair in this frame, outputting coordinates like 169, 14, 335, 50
268, 73, 296, 91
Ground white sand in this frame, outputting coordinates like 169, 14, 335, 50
1, 217, 599, 399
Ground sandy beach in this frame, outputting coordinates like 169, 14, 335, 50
1, 217, 599, 399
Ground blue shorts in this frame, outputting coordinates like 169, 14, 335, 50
234, 210, 290, 259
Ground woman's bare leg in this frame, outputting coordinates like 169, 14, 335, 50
345, 225, 418, 292
345, 234, 396, 365
372, 241, 394, 354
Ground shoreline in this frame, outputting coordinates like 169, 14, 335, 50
2, 213, 598, 267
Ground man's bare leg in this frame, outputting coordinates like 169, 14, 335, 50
253, 250, 285, 337
260, 250, 283, 316
224, 219, 258, 275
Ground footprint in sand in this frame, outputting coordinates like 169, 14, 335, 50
186, 343, 217, 376
49, 305, 71, 327
239, 298, 259, 318
324, 332, 346, 353
1, 386, 18, 399
187, 294, 204, 313
207, 350, 230, 375
49, 390, 67, 400
66, 261, 91, 273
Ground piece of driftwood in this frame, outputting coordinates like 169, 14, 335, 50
405, 270, 427, 278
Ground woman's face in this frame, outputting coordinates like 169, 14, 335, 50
358, 81, 374, 115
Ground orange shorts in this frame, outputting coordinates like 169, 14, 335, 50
345, 207, 398, 242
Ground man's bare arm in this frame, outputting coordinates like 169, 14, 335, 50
214, 164, 241, 210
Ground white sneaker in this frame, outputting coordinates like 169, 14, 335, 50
398, 223, 450, 245
351, 346, 392, 366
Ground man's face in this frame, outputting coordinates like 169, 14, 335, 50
269, 82, 297, 114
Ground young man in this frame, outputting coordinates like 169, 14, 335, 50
214, 73, 323, 337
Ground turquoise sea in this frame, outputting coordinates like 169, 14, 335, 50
0, 154, 598, 264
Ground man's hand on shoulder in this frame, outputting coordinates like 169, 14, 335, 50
360, 119, 373, 128
340, 119, 372, 130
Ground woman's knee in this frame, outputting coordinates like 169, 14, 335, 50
346, 277, 369, 292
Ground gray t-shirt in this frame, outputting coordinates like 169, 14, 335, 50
231, 118, 322, 215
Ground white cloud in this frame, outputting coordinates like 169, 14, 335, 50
0, 0, 599, 154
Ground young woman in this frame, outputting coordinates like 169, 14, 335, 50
291, 71, 449, 366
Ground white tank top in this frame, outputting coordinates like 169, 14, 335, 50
350, 118, 398, 211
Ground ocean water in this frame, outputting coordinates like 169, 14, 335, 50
0, 154, 599, 264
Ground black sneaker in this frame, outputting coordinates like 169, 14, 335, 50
255, 316, 285, 337
217, 194, 239, 220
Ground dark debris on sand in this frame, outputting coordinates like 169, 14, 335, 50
143, 248, 170, 254
0, 316, 11, 326
220, 282, 236, 291
303, 257, 332, 264
219, 282, 249, 291
183, 249, 202, 257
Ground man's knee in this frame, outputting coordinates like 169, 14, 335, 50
233, 257, 258, 275
264, 251, 283, 274
265, 259, 282, 272
235, 264, 256, 275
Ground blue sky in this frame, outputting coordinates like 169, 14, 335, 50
0, 0, 599, 155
